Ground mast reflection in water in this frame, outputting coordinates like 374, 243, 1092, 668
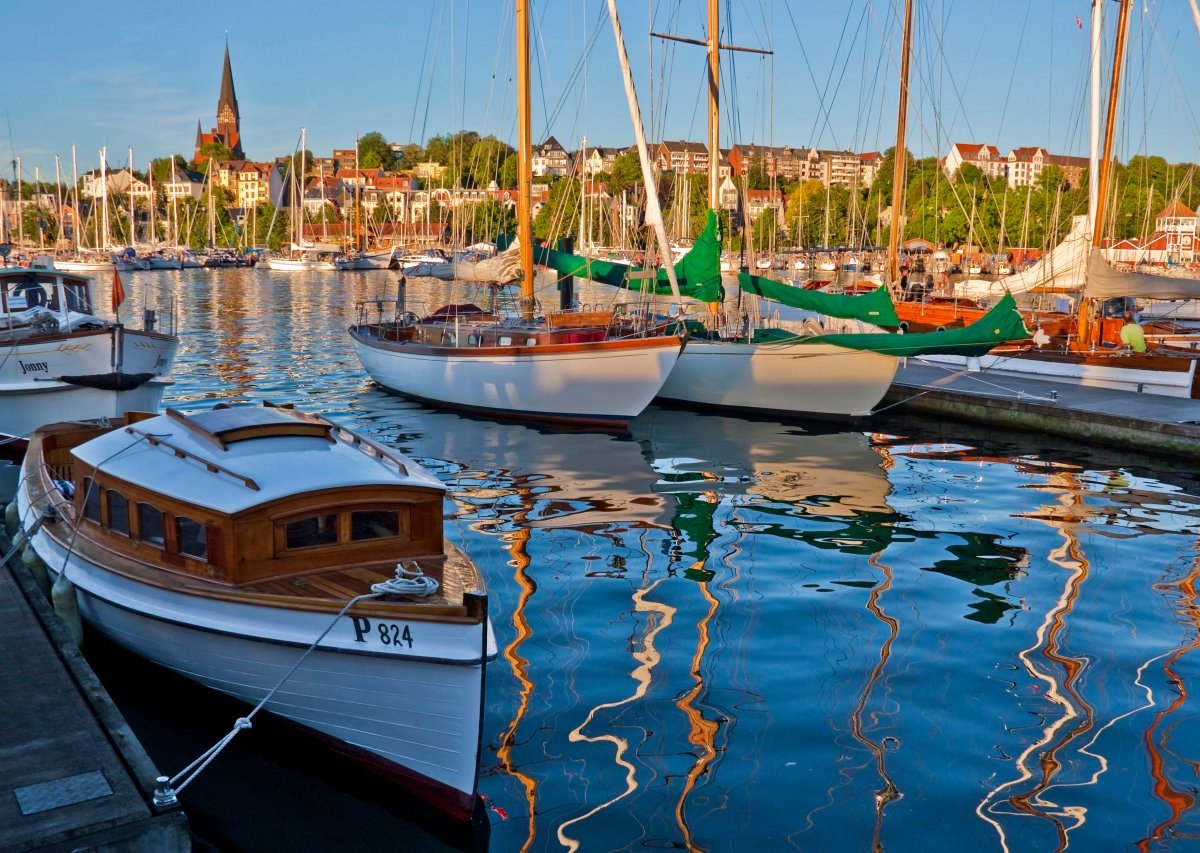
79, 269, 1200, 851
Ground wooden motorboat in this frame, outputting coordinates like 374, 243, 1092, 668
16, 404, 494, 821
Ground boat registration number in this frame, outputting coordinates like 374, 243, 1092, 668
349, 616, 414, 649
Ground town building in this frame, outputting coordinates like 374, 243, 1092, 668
1106, 201, 1198, 265
1005, 147, 1088, 189
942, 143, 1005, 180
531, 137, 570, 177
194, 45, 244, 162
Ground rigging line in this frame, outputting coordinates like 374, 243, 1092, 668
778, 0, 834, 150
414, 0, 448, 147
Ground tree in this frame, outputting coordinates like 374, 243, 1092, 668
499, 155, 519, 188
747, 154, 771, 191
396, 143, 424, 170
750, 207, 780, 249
357, 131, 397, 171
533, 178, 580, 241
192, 142, 233, 168
607, 151, 642, 197
467, 136, 515, 188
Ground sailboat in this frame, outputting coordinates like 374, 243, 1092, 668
265, 130, 340, 272
920, 0, 1200, 398
348, 1, 685, 427
537, 0, 1027, 419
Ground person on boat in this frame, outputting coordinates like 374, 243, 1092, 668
1119, 312, 1146, 354
899, 266, 911, 297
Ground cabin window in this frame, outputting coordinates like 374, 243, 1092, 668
498, 336, 513, 346
467, 333, 479, 346
64, 282, 91, 313
137, 503, 165, 547
525, 338, 537, 346
106, 491, 130, 536
351, 509, 404, 542
82, 478, 101, 523
284, 513, 338, 549
176, 516, 208, 560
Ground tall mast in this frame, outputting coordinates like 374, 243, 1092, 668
128, 148, 135, 246
71, 146, 80, 251
516, 0, 535, 321
1092, 0, 1132, 247
887, 0, 915, 283
606, 0, 681, 298
1087, 0, 1103, 235
707, 0, 719, 209
100, 147, 109, 250
54, 155, 64, 255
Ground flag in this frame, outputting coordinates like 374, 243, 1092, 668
111, 267, 126, 315
1075, 15, 1083, 29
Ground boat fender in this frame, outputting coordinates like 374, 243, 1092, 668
51, 572, 83, 646
21, 544, 51, 597
4, 501, 18, 536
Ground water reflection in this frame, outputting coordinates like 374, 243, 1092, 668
78, 269, 1200, 852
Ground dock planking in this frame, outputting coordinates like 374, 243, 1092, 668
884, 360, 1200, 458
0, 508, 190, 852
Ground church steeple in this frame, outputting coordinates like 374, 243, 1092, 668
194, 41, 245, 163
215, 43, 243, 158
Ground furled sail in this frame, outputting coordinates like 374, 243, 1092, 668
763, 293, 1030, 358
1081, 248, 1200, 300
737, 273, 900, 326
524, 210, 724, 302
954, 214, 1090, 300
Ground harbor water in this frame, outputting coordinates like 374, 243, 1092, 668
78, 268, 1200, 851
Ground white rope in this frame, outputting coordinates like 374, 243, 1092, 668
168, 561, 438, 798
371, 560, 440, 597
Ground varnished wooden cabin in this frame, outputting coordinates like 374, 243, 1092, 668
26, 405, 485, 622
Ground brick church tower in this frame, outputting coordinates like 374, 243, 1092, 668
194, 44, 245, 163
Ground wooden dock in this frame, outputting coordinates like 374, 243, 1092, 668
883, 360, 1200, 458
0, 484, 190, 852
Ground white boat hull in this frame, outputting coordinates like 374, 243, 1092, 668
351, 333, 683, 424
919, 351, 1199, 398
0, 327, 178, 439
55, 259, 113, 272
657, 339, 899, 416
18, 514, 489, 814
265, 257, 338, 271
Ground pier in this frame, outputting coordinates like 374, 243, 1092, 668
0, 482, 190, 853
884, 360, 1200, 458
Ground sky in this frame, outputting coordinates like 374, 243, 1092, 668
3, 0, 1198, 184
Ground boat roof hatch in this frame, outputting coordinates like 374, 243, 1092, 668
167, 405, 334, 451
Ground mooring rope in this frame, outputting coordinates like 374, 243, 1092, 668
164, 561, 438, 800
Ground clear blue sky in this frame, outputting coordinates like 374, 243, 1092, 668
2, 0, 1197, 183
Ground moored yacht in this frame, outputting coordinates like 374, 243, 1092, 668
15, 403, 495, 822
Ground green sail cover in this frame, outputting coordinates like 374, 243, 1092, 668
738, 272, 900, 327
800, 293, 1030, 357
529, 210, 724, 302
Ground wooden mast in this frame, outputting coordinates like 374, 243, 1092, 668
516, 0, 535, 322
887, 0, 914, 285
1077, 0, 1132, 347
707, 0, 720, 210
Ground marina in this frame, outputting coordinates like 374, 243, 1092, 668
5, 0, 1200, 849
6, 266, 1200, 850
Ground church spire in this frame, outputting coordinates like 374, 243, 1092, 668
215, 43, 243, 159
217, 43, 238, 120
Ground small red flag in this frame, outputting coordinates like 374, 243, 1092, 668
111, 267, 126, 314
1075, 15, 1083, 29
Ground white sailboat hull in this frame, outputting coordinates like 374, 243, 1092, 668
919, 351, 1199, 398
657, 339, 899, 417
351, 333, 683, 424
18, 516, 488, 813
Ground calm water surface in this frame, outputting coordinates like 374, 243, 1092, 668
86, 269, 1200, 851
